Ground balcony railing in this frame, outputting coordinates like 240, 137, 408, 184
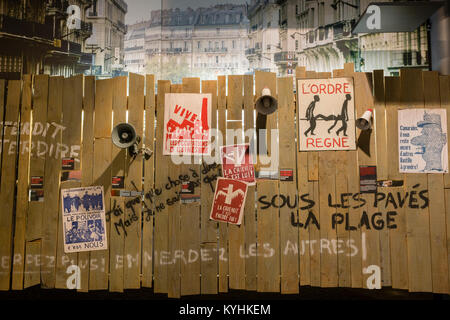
245, 48, 255, 55
53, 40, 82, 55
204, 48, 228, 53
125, 46, 144, 52
274, 51, 297, 63
0, 14, 53, 41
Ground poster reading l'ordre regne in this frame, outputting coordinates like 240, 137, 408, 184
61, 186, 108, 253
398, 109, 448, 173
298, 78, 356, 151
163, 93, 212, 156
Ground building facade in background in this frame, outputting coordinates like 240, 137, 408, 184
124, 4, 249, 82
247, 0, 430, 77
0, 0, 94, 79
85, 0, 127, 78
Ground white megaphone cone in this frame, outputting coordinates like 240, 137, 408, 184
356, 109, 373, 130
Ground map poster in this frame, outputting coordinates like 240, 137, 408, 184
220, 144, 255, 185
398, 109, 448, 173
210, 177, 248, 225
298, 78, 356, 151
61, 186, 108, 253
163, 93, 212, 156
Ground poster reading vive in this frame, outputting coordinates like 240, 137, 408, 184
220, 144, 255, 185
298, 78, 356, 151
61, 186, 108, 253
398, 109, 448, 173
210, 177, 248, 225
163, 93, 212, 155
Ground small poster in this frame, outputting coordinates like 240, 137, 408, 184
360, 166, 377, 194
398, 109, 448, 173
30, 176, 44, 189
112, 176, 125, 189
210, 177, 248, 225
279, 169, 294, 181
298, 78, 356, 151
163, 93, 212, 155
220, 144, 255, 185
181, 181, 200, 203
62, 158, 75, 170
29, 190, 44, 202
61, 186, 108, 253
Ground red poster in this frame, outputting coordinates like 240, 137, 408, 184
220, 144, 255, 185
210, 177, 248, 225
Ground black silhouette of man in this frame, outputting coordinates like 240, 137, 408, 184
304, 95, 320, 137
328, 94, 351, 136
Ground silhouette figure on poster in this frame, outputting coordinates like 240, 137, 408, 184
65, 219, 105, 244
411, 112, 447, 171
63, 191, 104, 213
303, 95, 320, 136
303, 94, 352, 137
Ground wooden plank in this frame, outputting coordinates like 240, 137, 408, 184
227, 75, 246, 290
442, 76, 450, 188
354, 72, 380, 290
255, 71, 279, 293
40, 76, 63, 289
278, 76, 299, 294
401, 68, 432, 292
180, 77, 201, 296
55, 75, 83, 289
446, 189, 450, 294
26, 75, 48, 242
0, 80, 21, 290
78, 75, 95, 292
318, 151, 338, 287
373, 70, 391, 287
423, 71, 449, 294
200, 79, 218, 295
384, 76, 408, 290
87, 78, 113, 291
124, 73, 144, 289
153, 80, 171, 293
109, 76, 127, 292
11, 75, 32, 290
217, 75, 228, 293
296, 69, 314, 287
23, 241, 41, 288
167, 83, 181, 299
142, 74, 155, 288
243, 74, 257, 291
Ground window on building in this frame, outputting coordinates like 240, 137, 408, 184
216, 56, 219, 64
295, 40, 299, 50
217, 28, 220, 34
232, 40, 236, 49
198, 41, 201, 49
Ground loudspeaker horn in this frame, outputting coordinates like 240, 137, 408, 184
112, 123, 138, 149
356, 109, 373, 130
255, 87, 278, 115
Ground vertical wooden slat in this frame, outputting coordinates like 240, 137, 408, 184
124, 73, 144, 289
385, 76, 408, 290
109, 76, 127, 292
142, 74, 155, 288
401, 68, 432, 292
217, 75, 228, 293
40, 76, 63, 289
26, 75, 48, 243
255, 71, 279, 292
278, 76, 299, 294
78, 75, 95, 292
243, 74, 257, 291
200, 79, 219, 295
11, 75, 32, 290
442, 76, 450, 188
423, 71, 449, 294
0, 80, 20, 290
373, 70, 391, 287
154, 80, 171, 293
180, 77, 201, 296
227, 75, 246, 290
55, 75, 83, 289
167, 83, 181, 299
354, 72, 380, 289
88, 78, 113, 290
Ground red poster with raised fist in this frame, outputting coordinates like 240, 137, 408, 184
210, 177, 248, 225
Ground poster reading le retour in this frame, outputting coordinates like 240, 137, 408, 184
164, 93, 212, 155
298, 78, 356, 151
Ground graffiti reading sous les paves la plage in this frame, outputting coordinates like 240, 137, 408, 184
398, 109, 448, 173
298, 78, 356, 151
